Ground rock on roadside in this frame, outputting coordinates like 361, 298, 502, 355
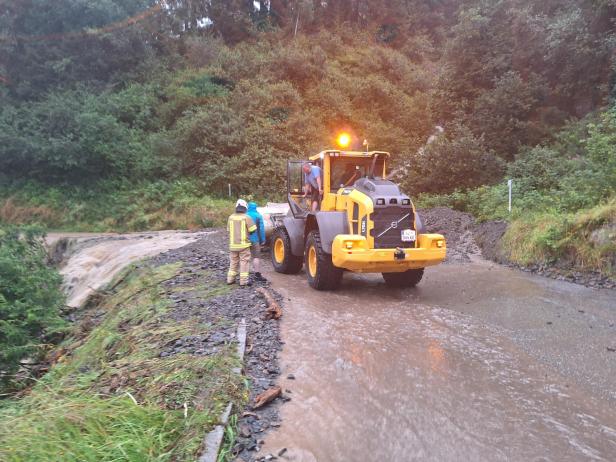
148, 231, 285, 461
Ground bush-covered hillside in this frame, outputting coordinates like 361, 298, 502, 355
1, 1, 614, 195
0, 0, 614, 272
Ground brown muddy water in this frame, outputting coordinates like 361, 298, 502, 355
261, 261, 616, 462
46, 231, 209, 308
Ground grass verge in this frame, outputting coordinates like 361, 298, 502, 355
417, 191, 615, 276
502, 200, 616, 276
0, 179, 234, 232
0, 262, 246, 461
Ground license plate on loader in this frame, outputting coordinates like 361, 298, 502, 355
401, 229, 416, 242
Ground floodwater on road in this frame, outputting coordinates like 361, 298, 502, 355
46, 231, 208, 308
261, 261, 616, 461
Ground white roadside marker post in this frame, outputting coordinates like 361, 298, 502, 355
508, 179, 513, 213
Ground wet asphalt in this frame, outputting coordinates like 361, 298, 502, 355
260, 258, 616, 461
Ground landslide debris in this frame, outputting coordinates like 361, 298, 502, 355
419, 207, 481, 263
473, 220, 508, 263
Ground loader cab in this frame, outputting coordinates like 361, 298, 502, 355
286, 151, 389, 216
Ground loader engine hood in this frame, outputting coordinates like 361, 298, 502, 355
353, 177, 404, 198
353, 177, 418, 249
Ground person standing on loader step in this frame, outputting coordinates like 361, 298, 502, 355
247, 201, 267, 282
303, 162, 323, 212
227, 199, 257, 287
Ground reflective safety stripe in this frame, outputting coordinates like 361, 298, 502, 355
228, 271, 237, 276
228, 220, 235, 245
247, 224, 257, 233
241, 220, 246, 245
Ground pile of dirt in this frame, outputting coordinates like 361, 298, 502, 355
150, 232, 284, 460
418, 207, 481, 263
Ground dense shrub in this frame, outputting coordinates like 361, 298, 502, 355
0, 179, 233, 231
502, 200, 616, 275
0, 226, 66, 390
401, 126, 505, 195
418, 106, 616, 220
0, 88, 159, 183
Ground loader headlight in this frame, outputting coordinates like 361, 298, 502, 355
345, 241, 354, 249
376, 198, 385, 205
402, 199, 410, 205
436, 240, 444, 248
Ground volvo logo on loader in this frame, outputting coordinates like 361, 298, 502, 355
269, 145, 447, 290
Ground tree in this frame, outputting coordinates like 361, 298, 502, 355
0, 0, 161, 99
0, 226, 66, 391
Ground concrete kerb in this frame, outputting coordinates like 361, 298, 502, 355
198, 318, 247, 462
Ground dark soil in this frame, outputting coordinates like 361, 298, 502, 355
148, 231, 284, 461
419, 207, 480, 263
473, 220, 508, 263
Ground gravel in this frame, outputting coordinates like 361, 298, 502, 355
149, 231, 284, 461
419, 207, 480, 263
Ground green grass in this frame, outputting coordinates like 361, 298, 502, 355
417, 189, 615, 276
218, 413, 239, 462
0, 179, 234, 232
0, 392, 187, 462
502, 200, 616, 275
0, 262, 248, 461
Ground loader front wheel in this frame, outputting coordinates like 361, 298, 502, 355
382, 268, 424, 288
305, 230, 343, 290
271, 227, 303, 274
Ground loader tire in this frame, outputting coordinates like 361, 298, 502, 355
271, 227, 303, 274
382, 268, 424, 288
305, 230, 343, 290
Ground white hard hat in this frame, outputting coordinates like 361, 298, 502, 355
235, 199, 248, 209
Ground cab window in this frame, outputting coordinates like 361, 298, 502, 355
330, 157, 385, 190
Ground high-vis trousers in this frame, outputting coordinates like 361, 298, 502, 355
227, 247, 251, 285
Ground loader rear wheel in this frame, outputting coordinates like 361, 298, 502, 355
271, 227, 303, 274
305, 230, 343, 290
382, 268, 424, 288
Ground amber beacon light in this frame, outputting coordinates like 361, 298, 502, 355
336, 132, 351, 148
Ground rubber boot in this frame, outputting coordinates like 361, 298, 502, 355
254, 272, 267, 282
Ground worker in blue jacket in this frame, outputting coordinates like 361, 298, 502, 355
247, 201, 267, 282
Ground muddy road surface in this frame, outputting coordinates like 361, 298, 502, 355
260, 261, 616, 461
45, 225, 616, 461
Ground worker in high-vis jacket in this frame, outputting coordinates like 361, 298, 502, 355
227, 199, 257, 286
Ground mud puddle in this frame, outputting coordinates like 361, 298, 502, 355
261, 263, 616, 461
47, 231, 209, 308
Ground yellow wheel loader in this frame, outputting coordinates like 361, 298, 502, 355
270, 149, 446, 290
